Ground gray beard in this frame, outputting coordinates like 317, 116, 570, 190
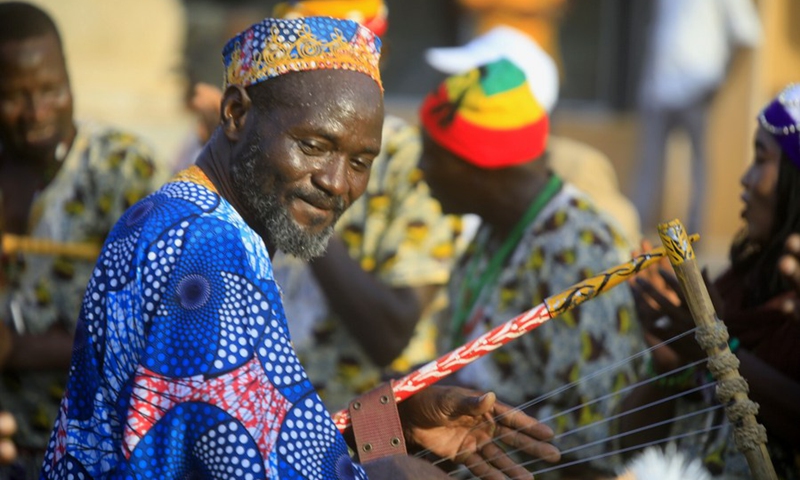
231, 143, 340, 260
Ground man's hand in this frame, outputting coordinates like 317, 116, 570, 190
628, 240, 718, 371
779, 233, 800, 319
0, 411, 17, 465
398, 386, 560, 480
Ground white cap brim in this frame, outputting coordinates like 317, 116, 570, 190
425, 25, 559, 112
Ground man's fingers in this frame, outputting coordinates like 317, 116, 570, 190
481, 442, 533, 480
635, 278, 685, 323
780, 254, 800, 290
630, 283, 663, 319
492, 402, 553, 440
496, 425, 561, 463
657, 268, 684, 302
786, 233, 800, 254
463, 452, 507, 480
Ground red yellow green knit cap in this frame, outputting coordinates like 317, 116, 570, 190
420, 58, 549, 169
273, 1, 388, 37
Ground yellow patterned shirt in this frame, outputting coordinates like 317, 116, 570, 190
442, 182, 644, 476
0, 121, 159, 449
274, 115, 459, 412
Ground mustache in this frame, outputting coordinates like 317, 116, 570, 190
290, 188, 346, 214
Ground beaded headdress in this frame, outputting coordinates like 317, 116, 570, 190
273, 1, 388, 37
222, 16, 382, 91
759, 83, 800, 168
419, 58, 549, 169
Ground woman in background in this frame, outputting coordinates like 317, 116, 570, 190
622, 83, 800, 478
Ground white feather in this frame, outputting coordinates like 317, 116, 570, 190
615, 444, 712, 480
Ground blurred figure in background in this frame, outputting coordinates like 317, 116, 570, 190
623, 84, 800, 478
634, 0, 761, 236
425, 25, 642, 248
170, 81, 223, 175
0, 3, 159, 478
419, 50, 645, 479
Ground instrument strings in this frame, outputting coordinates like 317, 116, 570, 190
416, 327, 697, 457
409, 328, 728, 478
434, 364, 711, 470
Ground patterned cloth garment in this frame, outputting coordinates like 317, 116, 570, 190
274, 115, 459, 412
0, 121, 158, 453
40, 167, 366, 479
442, 181, 645, 475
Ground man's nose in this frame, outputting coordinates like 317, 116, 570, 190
313, 155, 349, 197
23, 92, 53, 123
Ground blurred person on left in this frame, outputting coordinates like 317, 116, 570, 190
0, 3, 159, 478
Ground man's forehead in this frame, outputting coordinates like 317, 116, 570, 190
0, 34, 62, 68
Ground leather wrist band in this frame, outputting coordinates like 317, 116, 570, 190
348, 382, 407, 463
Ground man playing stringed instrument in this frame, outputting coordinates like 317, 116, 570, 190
37, 14, 561, 479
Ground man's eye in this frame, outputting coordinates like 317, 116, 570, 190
350, 157, 373, 172
299, 140, 325, 154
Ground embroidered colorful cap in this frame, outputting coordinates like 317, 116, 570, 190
222, 16, 382, 91
420, 58, 549, 169
273, 1, 388, 37
759, 83, 800, 168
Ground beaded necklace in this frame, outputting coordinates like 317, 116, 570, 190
449, 175, 562, 348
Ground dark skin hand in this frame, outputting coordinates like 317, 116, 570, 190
624, 239, 800, 445
0, 410, 17, 465
310, 236, 440, 367
778, 233, 800, 319
621, 240, 718, 452
396, 386, 561, 480
626, 240, 714, 371
1, 324, 74, 371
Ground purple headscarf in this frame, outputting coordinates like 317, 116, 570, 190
759, 83, 800, 168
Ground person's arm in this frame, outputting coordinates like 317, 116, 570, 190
310, 236, 438, 367
1, 324, 74, 371
630, 252, 800, 446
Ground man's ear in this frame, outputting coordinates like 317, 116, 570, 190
221, 85, 252, 142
